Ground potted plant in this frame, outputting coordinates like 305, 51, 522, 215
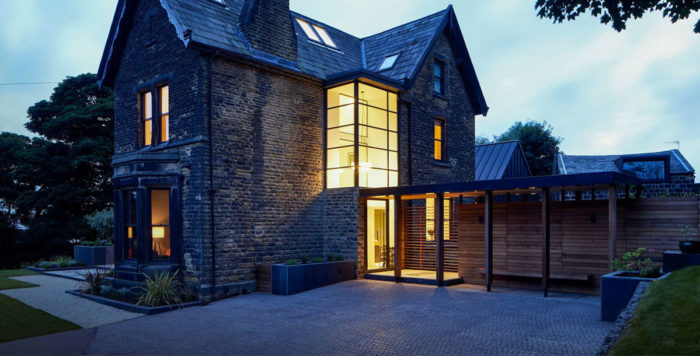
74, 209, 115, 266
601, 247, 665, 321
679, 224, 699, 254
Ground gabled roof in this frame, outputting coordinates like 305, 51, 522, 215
475, 141, 532, 180
97, 0, 488, 115
556, 149, 695, 175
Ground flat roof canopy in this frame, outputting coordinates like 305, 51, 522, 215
360, 171, 641, 197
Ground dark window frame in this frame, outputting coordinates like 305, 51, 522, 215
618, 156, 671, 183
138, 82, 170, 147
113, 176, 180, 267
122, 190, 138, 261
433, 59, 445, 95
434, 118, 446, 162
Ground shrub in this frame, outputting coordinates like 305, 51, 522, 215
37, 261, 51, 269
613, 247, 661, 277
137, 270, 182, 307
79, 268, 109, 294
53, 256, 73, 268
299, 254, 309, 264
284, 259, 298, 265
85, 208, 114, 243
311, 257, 323, 263
48, 262, 59, 269
80, 241, 96, 246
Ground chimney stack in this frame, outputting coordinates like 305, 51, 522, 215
240, 0, 297, 62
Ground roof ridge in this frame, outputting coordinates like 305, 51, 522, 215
476, 140, 519, 147
360, 7, 449, 40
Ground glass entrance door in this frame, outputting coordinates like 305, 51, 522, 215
366, 199, 394, 272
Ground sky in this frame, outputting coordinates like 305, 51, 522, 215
0, 0, 698, 181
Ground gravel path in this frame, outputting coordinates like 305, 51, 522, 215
0, 275, 141, 328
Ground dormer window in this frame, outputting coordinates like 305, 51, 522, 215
620, 156, 670, 182
295, 18, 337, 48
378, 54, 399, 71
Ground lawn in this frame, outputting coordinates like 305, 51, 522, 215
0, 269, 81, 342
0, 269, 38, 290
612, 266, 700, 355
0, 294, 80, 343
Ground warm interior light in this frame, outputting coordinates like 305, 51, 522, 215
359, 161, 372, 172
152, 226, 165, 239
128, 227, 133, 238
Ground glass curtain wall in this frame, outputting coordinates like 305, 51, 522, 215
326, 82, 398, 188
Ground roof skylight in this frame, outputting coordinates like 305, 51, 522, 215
378, 54, 399, 71
296, 18, 320, 42
295, 18, 337, 49
312, 24, 337, 48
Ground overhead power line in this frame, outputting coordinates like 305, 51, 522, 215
0, 82, 59, 86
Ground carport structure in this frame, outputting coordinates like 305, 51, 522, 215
360, 172, 642, 296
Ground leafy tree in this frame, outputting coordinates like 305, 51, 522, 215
493, 120, 562, 176
475, 135, 492, 145
535, 0, 700, 33
0, 74, 114, 262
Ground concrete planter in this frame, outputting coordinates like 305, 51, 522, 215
271, 260, 356, 295
663, 250, 700, 273
601, 271, 668, 321
74, 245, 114, 266
66, 290, 200, 315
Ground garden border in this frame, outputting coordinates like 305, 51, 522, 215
65, 289, 201, 315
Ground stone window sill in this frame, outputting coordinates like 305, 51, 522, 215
432, 92, 449, 101
432, 160, 451, 168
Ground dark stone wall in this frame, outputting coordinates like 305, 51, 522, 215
112, 0, 211, 294
240, 0, 297, 62
206, 57, 358, 297
399, 34, 476, 185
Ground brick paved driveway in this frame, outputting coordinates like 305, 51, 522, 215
0, 280, 611, 355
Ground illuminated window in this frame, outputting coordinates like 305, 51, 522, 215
160, 85, 169, 143
433, 60, 445, 94
326, 82, 398, 188
434, 119, 445, 161
150, 190, 171, 261
141, 91, 153, 146
123, 190, 137, 260
425, 198, 451, 241
139, 83, 169, 147
378, 54, 399, 71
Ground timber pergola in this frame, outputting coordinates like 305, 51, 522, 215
360, 172, 642, 296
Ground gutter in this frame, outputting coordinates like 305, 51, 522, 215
206, 53, 217, 303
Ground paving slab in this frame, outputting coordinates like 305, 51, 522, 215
0, 275, 141, 328
0, 280, 610, 355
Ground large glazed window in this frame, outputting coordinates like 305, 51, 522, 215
150, 190, 171, 260
326, 82, 398, 188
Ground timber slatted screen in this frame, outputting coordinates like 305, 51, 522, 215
403, 204, 459, 272
457, 196, 699, 288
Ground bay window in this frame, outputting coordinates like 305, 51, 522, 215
326, 82, 398, 188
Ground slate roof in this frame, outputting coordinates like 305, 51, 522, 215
97, 0, 488, 115
475, 141, 531, 180
556, 150, 694, 175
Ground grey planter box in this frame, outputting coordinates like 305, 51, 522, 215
663, 250, 700, 273
271, 260, 356, 295
74, 245, 114, 266
601, 271, 668, 322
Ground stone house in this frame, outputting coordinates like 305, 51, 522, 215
97, 0, 488, 300
554, 150, 696, 199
